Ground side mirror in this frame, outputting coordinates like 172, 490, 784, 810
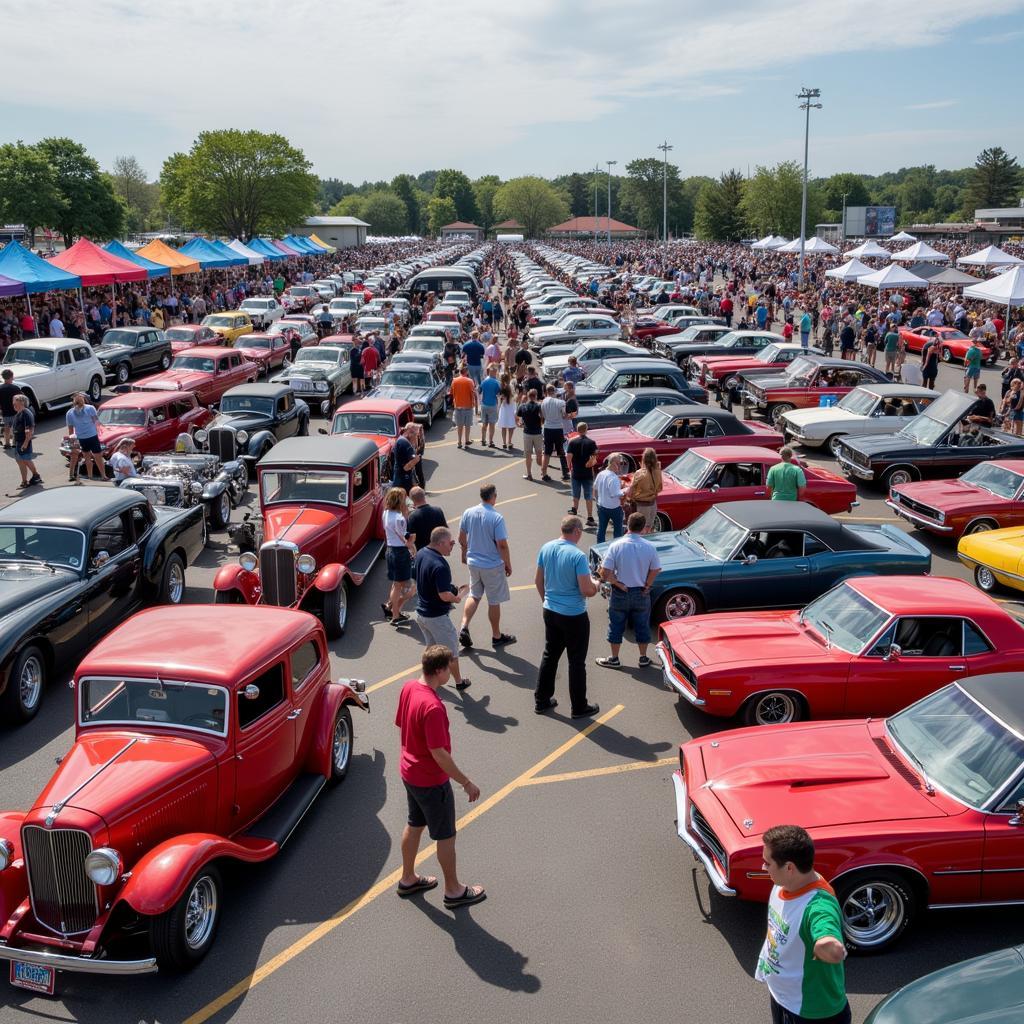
243, 684, 260, 701
318, 427, 328, 435
92, 550, 111, 569
742, 553, 758, 565
884, 643, 902, 662
710, 483, 720, 493
1010, 800, 1024, 827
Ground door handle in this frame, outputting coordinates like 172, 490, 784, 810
794, 563, 809, 572
287, 708, 303, 719
754, 490, 766, 495
947, 665, 965, 672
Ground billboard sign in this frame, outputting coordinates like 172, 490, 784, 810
844, 205, 896, 238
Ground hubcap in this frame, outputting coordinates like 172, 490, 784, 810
20, 655, 43, 711
167, 562, 184, 604
753, 692, 797, 725
665, 592, 697, 618
219, 492, 230, 523
337, 586, 348, 630
828, 435, 845, 456
771, 405, 793, 426
652, 514, 669, 534
841, 882, 904, 947
332, 715, 351, 773
889, 470, 911, 486
117, 365, 129, 384
977, 566, 996, 591
184, 877, 217, 949
967, 522, 993, 534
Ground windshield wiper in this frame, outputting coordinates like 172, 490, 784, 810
688, 535, 708, 557
895, 738, 936, 795
817, 619, 834, 649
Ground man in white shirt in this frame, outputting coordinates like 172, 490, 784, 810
540, 384, 569, 481
49, 314, 65, 338
926, 305, 944, 327
594, 453, 626, 543
110, 439, 138, 484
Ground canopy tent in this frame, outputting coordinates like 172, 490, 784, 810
103, 240, 171, 279
178, 238, 246, 268
272, 240, 301, 257
49, 238, 148, 285
308, 233, 336, 252
767, 237, 791, 249
134, 239, 201, 276
0, 240, 82, 294
226, 239, 264, 265
844, 240, 889, 259
283, 234, 323, 254
964, 267, 1024, 339
912, 265, 981, 286
958, 244, 1024, 268
858, 264, 929, 289
750, 234, 777, 249
247, 238, 287, 261
890, 240, 949, 263
825, 258, 874, 281
204, 238, 256, 266
0, 274, 26, 297
775, 236, 839, 254
889, 230, 917, 242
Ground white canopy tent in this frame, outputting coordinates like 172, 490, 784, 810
844, 240, 890, 259
889, 230, 917, 242
958, 244, 1024, 268
858, 263, 929, 316
890, 241, 949, 263
226, 239, 264, 265
825, 258, 874, 281
775, 236, 839, 254
765, 236, 791, 249
751, 234, 777, 249
964, 266, 1024, 344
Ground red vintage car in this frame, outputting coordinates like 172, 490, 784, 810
888, 459, 1024, 539
133, 347, 259, 406
658, 575, 1024, 725
899, 324, 996, 366
232, 333, 292, 374
632, 317, 691, 342
325, 396, 415, 459
634, 446, 856, 530
586, 405, 783, 471
690, 342, 823, 395
163, 324, 223, 354
214, 436, 385, 638
0, 605, 368, 986
672, 669, 1024, 953
424, 309, 460, 325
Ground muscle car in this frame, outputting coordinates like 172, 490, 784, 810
575, 387, 699, 430
656, 329, 784, 370
370, 363, 447, 426
163, 324, 223, 354
572, 358, 708, 406
201, 312, 254, 345
694, 340, 820, 390
899, 324, 996, 365
231, 333, 292, 374
958, 524, 1024, 594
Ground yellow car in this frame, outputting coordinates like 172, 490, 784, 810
958, 525, 1024, 594
201, 312, 254, 345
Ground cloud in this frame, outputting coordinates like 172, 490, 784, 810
973, 27, 1024, 42
905, 100, 959, 110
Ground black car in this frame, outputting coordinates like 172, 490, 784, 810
575, 387, 699, 429
836, 389, 1024, 489
95, 327, 173, 385
573, 358, 707, 406
194, 383, 309, 468
657, 328, 783, 369
0, 486, 204, 723
371, 362, 448, 426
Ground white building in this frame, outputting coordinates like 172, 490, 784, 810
293, 216, 369, 249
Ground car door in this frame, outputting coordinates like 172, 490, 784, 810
288, 638, 324, 761
83, 511, 143, 642
148, 400, 178, 450
277, 391, 299, 439
346, 457, 376, 558
53, 346, 77, 400
717, 529, 812, 608
705, 460, 766, 503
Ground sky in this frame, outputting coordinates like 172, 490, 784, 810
4, 0, 1024, 184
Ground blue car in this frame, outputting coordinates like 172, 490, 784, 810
588, 500, 931, 621
370, 362, 448, 426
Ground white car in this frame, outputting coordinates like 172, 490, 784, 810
781, 383, 939, 456
2, 339, 105, 411
530, 313, 622, 350
649, 304, 701, 323
442, 291, 472, 310
541, 341, 647, 381
238, 297, 284, 329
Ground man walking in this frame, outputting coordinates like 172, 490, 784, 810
0, 369, 18, 449
755, 824, 849, 1024
566, 420, 598, 526
595, 512, 661, 669
964, 336, 983, 394
479, 364, 501, 448
458, 484, 515, 649
766, 447, 806, 502
407, 486, 446, 551
395, 645, 485, 908
12, 394, 41, 489
414, 528, 471, 690
391, 422, 422, 493
540, 383, 569, 481
450, 365, 477, 449
534, 515, 600, 718
516, 388, 544, 481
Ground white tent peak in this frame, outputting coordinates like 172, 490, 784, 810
858, 264, 929, 288
825, 258, 873, 281
888, 230, 917, 242
844, 240, 890, 258
958, 245, 1024, 268
890, 240, 949, 263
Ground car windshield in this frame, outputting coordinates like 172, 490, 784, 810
570, 342, 593, 359
172, 356, 215, 372
203, 316, 234, 328
899, 413, 947, 445
0, 525, 85, 570
100, 330, 139, 346
238, 337, 272, 349
633, 409, 672, 437
716, 332, 745, 348
598, 391, 633, 413
586, 364, 617, 391
381, 371, 431, 388
331, 412, 397, 436
837, 389, 879, 416
759, 345, 784, 362
4, 347, 54, 367
799, 583, 890, 654
294, 349, 339, 365
165, 328, 198, 341
888, 684, 1024, 808
220, 396, 274, 416
406, 339, 441, 352
683, 507, 747, 561
664, 450, 711, 488
97, 407, 147, 426
80, 677, 229, 737
242, 300, 270, 309
261, 469, 349, 506
961, 462, 1024, 499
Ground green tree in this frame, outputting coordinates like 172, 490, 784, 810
416, 170, 439, 194
552, 172, 592, 217
318, 178, 351, 212
359, 191, 408, 235
433, 169, 478, 223
740, 161, 819, 237
472, 175, 501, 236
693, 170, 748, 241
821, 172, 870, 221
494, 177, 568, 239
619, 156, 683, 236
965, 147, 1023, 212
36, 137, 122, 247
898, 167, 936, 221
160, 129, 317, 239
0, 142, 59, 243
390, 174, 420, 233
426, 196, 458, 236
108, 155, 157, 232
329, 194, 367, 218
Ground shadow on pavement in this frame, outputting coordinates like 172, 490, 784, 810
442, 688, 519, 733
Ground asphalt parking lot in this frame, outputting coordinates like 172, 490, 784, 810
1, 355, 1020, 1024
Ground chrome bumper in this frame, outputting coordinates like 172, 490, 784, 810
885, 499, 952, 532
672, 771, 735, 897
835, 453, 875, 480
656, 643, 704, 706
0, 943, 157, 975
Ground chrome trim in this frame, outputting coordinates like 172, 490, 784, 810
930, 899, 1024, 910
21, 826, 97, 936
885, 499, 953, 532
672, 771, 735, 896
835, 452, 875, 480
932, 868, 982, 876
77, 677, 230, 738
0, 943, 156, 975
657, 643, 704, 705
46, 739, 137, 827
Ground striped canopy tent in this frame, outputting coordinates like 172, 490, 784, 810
226, 239, 264, 265
134, 239, 201, 276
283, 234, 324, 254
49, 237, 149, 285
247, 238, 288, 261
103, 240, 171, 278
308, 233, 336, 252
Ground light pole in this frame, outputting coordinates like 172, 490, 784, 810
593, 164, 599, 242
606, 160, 617, 252
797, 87, 822, 289
840, 191, 848, 244
658, 140, 673, 252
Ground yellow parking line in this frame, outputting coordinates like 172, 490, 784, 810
522, 755, 677, 787
366, 664, 421, 694
446, 493, 536, 524
183, 704, 625, 1024
431, 459, 524, 494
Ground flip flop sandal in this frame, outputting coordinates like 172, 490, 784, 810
444, 885, 487, 909
397, 876, 438, 898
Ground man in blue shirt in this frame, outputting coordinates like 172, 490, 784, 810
461, 333, 486, 391
414, 527, 471, 690
478, 365, 502, 448
458, 484, 514, 649
534, 516, 600, 718
755, 302, 769, 330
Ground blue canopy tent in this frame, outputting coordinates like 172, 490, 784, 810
0, 240, 82, 293
103, 240, 171, 279
247, 238, 287, 261
178, 237, 246, 268
283, 234, 324, 255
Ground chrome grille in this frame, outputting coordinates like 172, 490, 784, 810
689, 806, 728, 874
260, 541, 297, 606
670, 648, 697, 688
207, 428, 237, 463
21, 826, 97, 936
891, 493, 940, 521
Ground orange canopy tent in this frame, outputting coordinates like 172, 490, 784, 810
133, 239, 201, 276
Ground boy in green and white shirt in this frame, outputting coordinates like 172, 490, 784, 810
755, 824, 850, 1023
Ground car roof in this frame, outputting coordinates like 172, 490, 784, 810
100, 391, 194, 409
714, 499, 860, 546
645, 403, 739, 422
857, 383, 937, 398
222, 383, 293, 399
9, 338, 79, 350
957, 674, 1024, 740
0, 483, 142, 528
258, 435, 379, 469
383, 362, 434, 372
846, 575, 1000, 617
595, 358, 682, 370
176, 346, 235, 358
339, 398, 411, 414
696, 446, 785, 463
102, 326, 153, 335
77, 605, 320, 688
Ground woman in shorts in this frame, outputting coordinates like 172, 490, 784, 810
382, 487, 416, 625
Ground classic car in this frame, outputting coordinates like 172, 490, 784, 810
94, 327, 172, 384
266, 317, 319, 354
691, 342, 823, 405
281, 284, 319, 311
400, 335, 444, 374
132, 347, 259, 406
134, 448, 249, 530
958, 524, 1024, 594
370, 363, 448, 426
59, 391, 212, 463
231, 333, 292, 374
323, 397, 415, 458
639, 446, 857, 531
572, 358, 708, 406
0, 486, 204, 722
742, 356, 892, 426
269, 344, 353, 413
213, 436, 387, 638
408, 322, 463, 343
837, 390, 1024, 489
633, 317, 718, 343
575, 387, 700, 430
589, 500, 930, 621
899, 324, 997, 366
650, 324, 738, 361
585, 405, 784, 471
0, 605, 368, 986
657, 576, 1022, 725
889, 460, 1024, 542
782, 383, 937, 456
200, 312, 254, 346
238, 296, 284, 329
2, 339, 105, 410
530, 306, 618, 329
541, 340, 647, 381
655, 329, 784, 370
530, 313, 622, 351
672, 672, 1024, 952
163, 324, 223, 354
327, 296, 363, 321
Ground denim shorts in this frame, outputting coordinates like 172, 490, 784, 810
14, 443, 33, 461
386, 545, 413, 582
571, 478, 593, 501
607, 587, 652, 645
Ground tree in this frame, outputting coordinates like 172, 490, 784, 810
965, 147, 1023, 212
160, 129, 317, 239
619, 157, 684, 236
0, 142, 59, 243
821, 173, 870, 220
426, 196, 458, 237
553, 172, 592, 217
109, 155, 157, 231
359, 191, 408, 235
390, 174, 420, 233
35, 137, 123, 247
329, 194, 367, 218
740, 161, 820, 237
433, 169, 478, 223
494, 177, 568, 239
318, 178, 351, 212
693, 170, 749, 241
416, 170, 439, 194
472, 175, 501, 236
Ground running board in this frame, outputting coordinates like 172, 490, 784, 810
347, 539, 384, 583
243, 773, 325, 847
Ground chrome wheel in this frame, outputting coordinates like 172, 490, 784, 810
841, 881, 905, 948
750, 692, 798, 726
724, 375, 739, 391
167, 560, 185, 604
827, 434, 846, 457
965, 520, 994, 535
886, 469, 913, 487
770, 404, 794, 427
664, 591, 698, 618
116, 363, 130, 385
332, 713, 351, 775
652, 513, 671, 533
336, 583, 348, 632
184, 876, 218, 950
19, 654, 43, 712
975, 565, 997, 592
941, 347, 952, 363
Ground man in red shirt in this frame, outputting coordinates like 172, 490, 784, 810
360, 340, 380, 383
395, 645, 486, 908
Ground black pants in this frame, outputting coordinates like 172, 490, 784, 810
535, 609, 590, 712
770, 995, 850, 1024
542, 429, 568, 475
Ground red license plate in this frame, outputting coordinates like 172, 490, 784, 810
9, 959, 56, 995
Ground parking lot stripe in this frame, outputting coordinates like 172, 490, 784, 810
366, 664, 422, 694
183, 704, 625, 1024
522, 755, 677, 787
446, 492, 537, 523
431, 458, 524, 494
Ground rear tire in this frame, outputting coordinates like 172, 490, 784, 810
328, 705, 354, 785
941, 347, 953, 363
1, 645, 46, 723
159, 553, 186, 605
150, 865, 222, 971
835, 870, 916, 954
88, 376, 103, 402
209, 492, 231, 530
323, 579, 349, 640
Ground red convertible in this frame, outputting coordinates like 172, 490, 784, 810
899, 325, 996, 366
888, 460, 1024, 539
133, 347, 258, 406
163, 324, 223, 354
232, 333, 292, 374
673, 669, 1024, 953
0, 605, 367, 985
634, 446, 856, 530
586, 405, 783, 471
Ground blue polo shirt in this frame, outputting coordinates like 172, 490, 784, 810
480, 376, 501, 407
537, 538, 589, 616
458, 502, 508, 570
66, 404, 99, 439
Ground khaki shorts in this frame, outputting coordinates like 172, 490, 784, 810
469, 564, 510, 604
523, 433, 543, 458
453, 407, 474, 427
416, 612, 460, 652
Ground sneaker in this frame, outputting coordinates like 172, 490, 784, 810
570, 702, 600, 719
596, 656, 621, 668
380, 602, 393, 621
391, 614, 411, 626
28, 475, 42, 486
534, 699, 558, 715
454, 678, 472, 691
638, 655, 653, 668
458, 627, 473, 649
540, 475, 552, 482
585, 517, 597, 528
491, 633, 516, 647
567, 507, 578, 514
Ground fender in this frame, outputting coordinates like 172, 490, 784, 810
117, 833, 277, 917
0, 811, 27, 926
312, 562, 346, 593
213, 564, 260, 604
203, 479, 229, 501
245, 430, 275, 460
304, 682, 370, 777
828, 856, 930, 895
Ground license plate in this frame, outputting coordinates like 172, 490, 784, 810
10, 959, 56, 995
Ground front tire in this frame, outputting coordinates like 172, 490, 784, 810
328, 705, 354, 785
115, 363, 130, 386
975, 564, 998, 592
150, 865, 222, 971
941, 346, 953, 363
964, 519, 996, 535
209, 491, 231, 530
769, 403, 795, 427
826, 434, 846, 457
159, 352, 172, 371
835, 871, 916, 954
159, 553, 186, 605
654, 589, 704, 621
742, 691, 803, 726
88, 375, 104, 402
882, 466, 917, 488
322, 579, 349, 640
2, 645, 46, 723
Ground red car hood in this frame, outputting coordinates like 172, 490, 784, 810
96, 423, 144, 448
664, 611, 825, 668
699, 722, 949, 834
264, 506, 339, 548
894, 478, 1002, 515
137, 370, 207, 391
588, 425, 648, 448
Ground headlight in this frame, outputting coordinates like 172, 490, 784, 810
413, 403, 426, 412
236, 429, 249, 445
191, 481, 203, 495
84, 847, 122, 886
195, 429, 208, 443
239, 551, 258, 572
296, 553, 317, 574
0, 838, 13, 871
936, 511, 945, 524
314, 381, 330, 392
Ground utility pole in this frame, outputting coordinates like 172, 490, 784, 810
606, 160, 617, 253
658, 140, 673, 252
797, 87, 822, 288
840, 191, 848, 244
593, 164, 599, 243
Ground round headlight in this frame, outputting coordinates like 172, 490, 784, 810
194, 429, 208, 443
413, 403, 425, 412
0, 838, 13, 871
296, 553, 317, 574
191, 481, 203, 495
84, 847, 122, 886
239, 551, 258, 572
236, 430, 249, 445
